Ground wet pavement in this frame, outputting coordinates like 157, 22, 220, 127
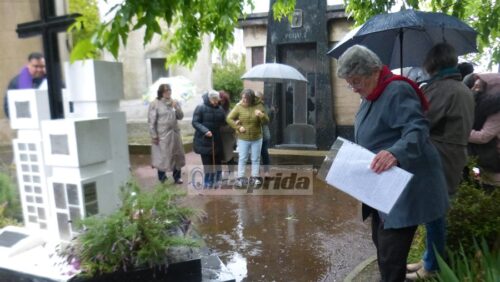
131, 152, 375, 282
0, 144, 376, 282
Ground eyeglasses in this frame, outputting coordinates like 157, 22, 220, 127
345, 76, 365, 90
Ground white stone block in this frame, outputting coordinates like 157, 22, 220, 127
47, 171, 116, 241
7, 89, 50, 129
41, 118, 112, 167
64, 60, 124, 102
0, 227, 73, 281
0, 226, 45, 259
12, 138, 52, 233
66, 101, 120, 118
99, 111, 130, 188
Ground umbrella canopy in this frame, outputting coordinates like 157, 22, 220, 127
143, 76, 197, 103
241, 63, 307, 82
327, 10, 478, 69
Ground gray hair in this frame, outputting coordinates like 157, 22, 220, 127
336, 45, 383, 78
207, 90, 220, 101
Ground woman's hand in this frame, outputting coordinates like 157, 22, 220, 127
371, 150, 398, 174
205, 131, 213, 138
152, 137, 159, 145
254, 109, 264, 117
239, 126, 246, 133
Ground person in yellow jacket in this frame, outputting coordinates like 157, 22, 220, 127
226, 89, 269, 187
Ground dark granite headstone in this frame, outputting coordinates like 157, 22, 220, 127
266, 0, 336, 150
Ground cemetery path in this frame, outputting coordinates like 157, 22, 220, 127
132, 152, 375, 282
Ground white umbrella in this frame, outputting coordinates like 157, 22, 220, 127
241, 63, 307, 82
143, 76, 197, 103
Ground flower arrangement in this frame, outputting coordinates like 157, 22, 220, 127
60, 181, 200, 278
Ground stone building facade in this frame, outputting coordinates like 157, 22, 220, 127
239, 3, 360, 150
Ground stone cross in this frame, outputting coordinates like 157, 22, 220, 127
16, 0, 80, 119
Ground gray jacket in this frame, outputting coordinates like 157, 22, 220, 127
423, 73, 474, 194
355, 81, 449, 229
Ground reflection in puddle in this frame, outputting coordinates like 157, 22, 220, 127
130, 153, 375, 281
225, 252, 247, 282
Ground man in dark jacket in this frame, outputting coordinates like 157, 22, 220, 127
192, 90, 226, 188
4, 52, 46, 118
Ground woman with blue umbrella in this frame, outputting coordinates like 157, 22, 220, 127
336, 45, 449, 282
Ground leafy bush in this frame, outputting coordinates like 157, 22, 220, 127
68, 0, 101, 61
408, 225, 426, 263
436, 239, 500, 282
447, 179, 500, 254
0, 203, 19, 228
62, 181, 200, 276
213, 56, 245, 102
0, 171, 21, 223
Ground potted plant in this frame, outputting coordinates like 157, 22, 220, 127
61, 181, 201, 281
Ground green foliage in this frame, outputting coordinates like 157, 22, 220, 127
69, 0, 295, 67
63, 181, 200, 276
408, 225, 426, 263
68, 0, 101, 62
213, 56, 245, 101
0, 172, 21, 223
343, 0, 500, 67
272, 0, 297, 22
447, 179, 500, 254
0, 203, 19, 228
436, 239, 500, 282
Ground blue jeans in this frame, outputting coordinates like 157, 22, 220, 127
237, 138, 262, 178
423, 216, 446, 271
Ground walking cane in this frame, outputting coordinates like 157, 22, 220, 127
211, 138, 215, 167
211, 137, 216, 187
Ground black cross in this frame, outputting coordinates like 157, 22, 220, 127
16, 0, 80, 119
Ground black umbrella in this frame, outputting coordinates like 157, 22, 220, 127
328, 10, 478, 70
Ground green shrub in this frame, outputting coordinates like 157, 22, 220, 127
62, 181, 200, 276
0, 203, 19, 228
447, 179, 500, 254
213, 56, 245, 102
436, 239, 500, 282
0, 172, 21, 222
408, 225, 426, 263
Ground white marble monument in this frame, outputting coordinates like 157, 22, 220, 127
0, 60, 130, 280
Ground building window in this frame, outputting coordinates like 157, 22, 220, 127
252, 47, 264, 66
150, 58, 169, 82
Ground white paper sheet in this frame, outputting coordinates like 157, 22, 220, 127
325, 137, 413, 214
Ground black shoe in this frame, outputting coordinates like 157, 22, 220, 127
235, 177, 247, 187
249, 177, 262, 187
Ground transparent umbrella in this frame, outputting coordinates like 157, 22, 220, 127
241, 63, 307, 82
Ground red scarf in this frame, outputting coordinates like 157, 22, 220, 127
366, 66, 429, 112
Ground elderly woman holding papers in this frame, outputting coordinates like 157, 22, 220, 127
336, 45, 448, 282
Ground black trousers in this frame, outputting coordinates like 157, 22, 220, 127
371, 212, 417, 282
157, 168, 181, 183
200, 154, 221, 173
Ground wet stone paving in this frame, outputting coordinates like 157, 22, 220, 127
131, 152, 375, 282
0, 146, 375, 281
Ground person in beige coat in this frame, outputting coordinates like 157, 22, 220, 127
148, 83, 185, 184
